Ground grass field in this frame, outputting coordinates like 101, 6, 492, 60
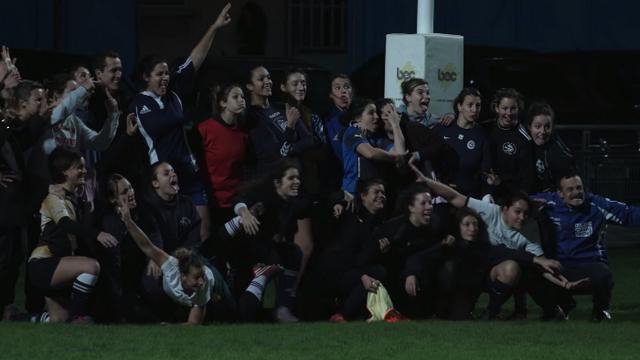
1, 247, 639, 360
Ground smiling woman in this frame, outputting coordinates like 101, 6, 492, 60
232, 160, 312, 322
340, 98, 405, 195
26, 147, 117, 324
304, 177, 389, 322
526, 101, 575, 192
409, 165, 572, 320
485, 88, 536, 194
245, 65, 315, 178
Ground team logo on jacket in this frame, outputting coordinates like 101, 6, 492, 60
180, 217, 192, 227
466, 140, 476, 150
274, 115, 287, 132
139, 105, 151, 115
536, 159, 545, 174
574, 222, 593, 238
502, 142, 516, 155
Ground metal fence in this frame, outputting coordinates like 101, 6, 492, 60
288, 0, 347, 53
556, 124, 640, 205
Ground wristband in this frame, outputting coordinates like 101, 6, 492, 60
234, 202, 247, 215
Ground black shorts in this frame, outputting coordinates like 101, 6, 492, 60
484, 247, 534, 270
27, 257, 61, 291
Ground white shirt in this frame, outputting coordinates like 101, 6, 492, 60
467, 197, 543, 256
161, 256, 214, 307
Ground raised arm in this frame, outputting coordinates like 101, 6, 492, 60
409, 161, 467, 208
189, 3, 231, 71
118, 201, 169, 267
381, 103, 405, 155
50, 83, 92, 125
78, 88, 119, 150
592, 193, 640, 227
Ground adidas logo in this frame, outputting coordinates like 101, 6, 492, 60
139, 105, 151, 115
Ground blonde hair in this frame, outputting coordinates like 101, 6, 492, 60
174, 248, 205, 274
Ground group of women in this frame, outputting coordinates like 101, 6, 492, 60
0, 2, 587, 325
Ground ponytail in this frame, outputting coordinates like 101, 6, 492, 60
173, 248, 206, 275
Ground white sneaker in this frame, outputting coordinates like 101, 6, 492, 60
274, 306, 299, 323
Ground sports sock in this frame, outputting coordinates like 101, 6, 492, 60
276, 268, 298, 309
224, 216, 242, 237
487, 280, 513, 317
513, 291, 528, 314
70, 273, 98, 317
245, 274, 268, 301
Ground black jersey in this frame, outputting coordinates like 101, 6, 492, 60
432, 123, 491, 197
486, 123, 536, 193
366, 215, 445, 278
533, 134, 575, 192
141, 191, 201, 254
246, 103, 314, 178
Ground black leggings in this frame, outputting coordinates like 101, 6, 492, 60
434, 259, 484, 320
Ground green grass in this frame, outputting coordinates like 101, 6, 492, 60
1, 247, 639, 360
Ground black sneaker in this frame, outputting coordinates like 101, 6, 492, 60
559, 300, 577, 319
591, 310, 612, 322
541, 306, 568, 321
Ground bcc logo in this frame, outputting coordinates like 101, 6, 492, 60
396, 61, 417, 82
437, 63, 458, 91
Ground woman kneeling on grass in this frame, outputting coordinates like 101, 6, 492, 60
27, 147, 118, 323
113, 174, 279, 324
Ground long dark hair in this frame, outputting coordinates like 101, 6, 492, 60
453, 207, 485, 242
526, 101, 555, 128
394, 182, 431, 216
212, 83, 246, 125
48, 146, 83, 184
235, 159, 301, 202
340, 97, 374, 126
105, 173, 126, 206
281, 68, 314, 132
452, 87, 481, 116
491, 88, 524, 115
133, 55, 168, 91
281, 67, 308, 104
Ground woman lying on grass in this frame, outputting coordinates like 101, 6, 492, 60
112, 174, 280, 324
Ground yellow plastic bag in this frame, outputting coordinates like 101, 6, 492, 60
366, 284, 395, 322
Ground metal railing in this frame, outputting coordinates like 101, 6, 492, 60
288, 0, 347, 53
556, 124, 640, 204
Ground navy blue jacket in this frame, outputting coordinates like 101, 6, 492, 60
535, 191, 640, 263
